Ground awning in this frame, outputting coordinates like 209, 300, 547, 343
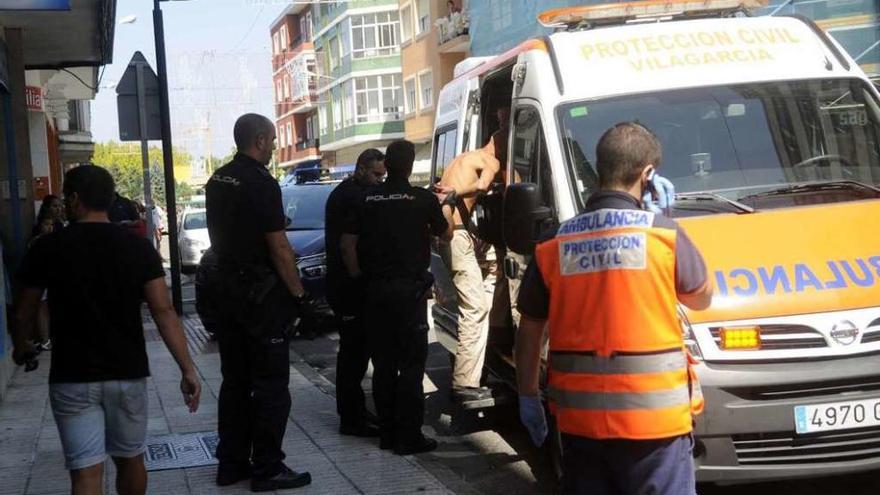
1, 0, 116, 69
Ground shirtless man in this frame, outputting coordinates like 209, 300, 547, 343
438, 109, 508, 402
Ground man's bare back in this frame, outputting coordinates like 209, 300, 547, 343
439, 149, 500, 226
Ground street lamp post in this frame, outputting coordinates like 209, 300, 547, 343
154, 0, 183, 314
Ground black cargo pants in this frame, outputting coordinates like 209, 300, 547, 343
364, 278, 429, 444
328, 281, 371, 427
213, 268, 292, 480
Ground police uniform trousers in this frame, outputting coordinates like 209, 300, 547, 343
328, 281, 371, 427
561, 433, 696, 495
214, 270, 292, 479
364, 278, 429, 443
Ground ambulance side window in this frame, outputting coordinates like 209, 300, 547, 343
512, 106, 556, 215
432, 124, 458, 179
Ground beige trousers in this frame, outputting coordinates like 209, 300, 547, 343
442, 230, 493, 388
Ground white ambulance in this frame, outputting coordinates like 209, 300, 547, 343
429, 0, 880, 484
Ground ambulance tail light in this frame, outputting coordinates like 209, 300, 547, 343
538, 0, 768, 28
719, 326, 762, 350
679, 308, 702, 360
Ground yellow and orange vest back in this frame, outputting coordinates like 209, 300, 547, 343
535, 207, 703, 440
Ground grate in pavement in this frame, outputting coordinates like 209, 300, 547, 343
144, 431, 219, 471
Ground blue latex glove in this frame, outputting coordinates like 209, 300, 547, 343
519, 395, 548, 447
642, 174, 675, 214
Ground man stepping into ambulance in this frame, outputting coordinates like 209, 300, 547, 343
515, 122, 712, 494
437, 122, 507, 402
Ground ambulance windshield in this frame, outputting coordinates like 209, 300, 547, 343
559, 78, 880, 214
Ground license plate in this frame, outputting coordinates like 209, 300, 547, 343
794, 398, 880, 434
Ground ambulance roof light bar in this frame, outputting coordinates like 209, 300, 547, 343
538, 0, 769, 30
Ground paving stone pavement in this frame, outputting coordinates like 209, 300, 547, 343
0, 316, 454, 495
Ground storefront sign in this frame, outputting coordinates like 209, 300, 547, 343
0, 0, 70, 10
25, 86, 43, 111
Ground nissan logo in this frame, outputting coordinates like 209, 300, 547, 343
830, 321, 860, 346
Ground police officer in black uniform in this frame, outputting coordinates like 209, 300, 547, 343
205, 113, 313, 492
340, 140, 454, 455
325, 148, 387, 436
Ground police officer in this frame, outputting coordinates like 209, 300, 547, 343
340, 140, 454, 455
514, 122, 713, 494
325, 148, 386, 436
205, 113, 313, 492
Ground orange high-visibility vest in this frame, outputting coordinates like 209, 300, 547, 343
535, 207, 703, 440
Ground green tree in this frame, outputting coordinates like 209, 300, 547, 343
93, 141, 195, 208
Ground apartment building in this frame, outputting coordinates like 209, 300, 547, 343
399, 0, 467, 181
271, 5, 321, 170
312, 0, 405, 165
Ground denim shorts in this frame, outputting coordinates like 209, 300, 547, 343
49, 379, 148, 470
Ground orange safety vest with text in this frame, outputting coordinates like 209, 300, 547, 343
534, 207, 704, 440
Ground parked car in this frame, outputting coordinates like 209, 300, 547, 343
178, 208, 210, 273
281, 181, 337, 316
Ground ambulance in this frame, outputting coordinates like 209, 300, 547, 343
428, 0, 880, 484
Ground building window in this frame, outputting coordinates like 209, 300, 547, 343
339, 18, 351, 59
343, 80, 355, 127
278, 124, 285, 148
354, 74, 402, 124
273, 33, 280, 55
400, 3, 413, 44
306, 114, 316, 141
275, 80, 283, 102
328, 35, 340, 70
283, 76, 290, 99
286, 123, 293, 148
280, 25, 288, 51
404, 77, 417, 114
418, 70, 433, 110
491, 0, 513, 31
319, 103, 329, 135
351, 12, 400, 59
301, 13, 313, 43
332, 86, 343, 130
416, 0, 430, 35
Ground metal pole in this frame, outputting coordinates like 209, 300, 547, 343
153, 0, 183, 314
135, 63, 156, 248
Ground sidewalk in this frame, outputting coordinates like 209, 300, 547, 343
0, 315, 453, 495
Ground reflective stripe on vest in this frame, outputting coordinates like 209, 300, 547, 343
548, 384, 690, 411
550, 350, 687, 375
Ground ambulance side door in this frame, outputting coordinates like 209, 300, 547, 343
502, 101, 558, 334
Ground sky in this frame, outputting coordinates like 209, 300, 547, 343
91, 0, 289, 159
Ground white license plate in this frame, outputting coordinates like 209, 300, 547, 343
794, 398, 880, 434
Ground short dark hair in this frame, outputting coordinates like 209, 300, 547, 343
384, 140, 415, 177
596, 122, 662, 188
63, 165, 115, 211
356, 148, 385, 171
233, 113, 274, 150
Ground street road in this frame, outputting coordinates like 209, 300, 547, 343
288, 313, 880, 495
170, 243, 879, 494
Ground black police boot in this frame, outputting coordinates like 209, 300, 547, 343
215, 464, 251, 487
250, 465, 312, 492
379, 433, 395, 450
340, 422, 381, 437
451, 386, 492, 402
394, 434, 438, 456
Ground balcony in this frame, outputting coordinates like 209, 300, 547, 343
436, 11, 470, 53
295, 138, 319, 151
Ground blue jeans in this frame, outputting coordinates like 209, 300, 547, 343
49, 380, 148, 470
561, 433, 696, 495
